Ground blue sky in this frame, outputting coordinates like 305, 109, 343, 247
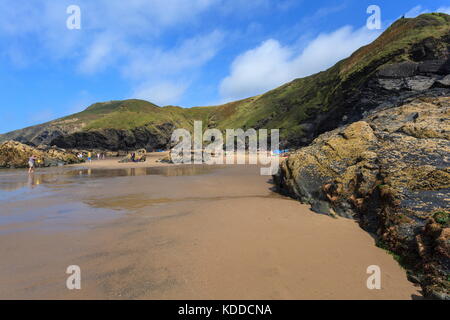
0, 0, 449, 133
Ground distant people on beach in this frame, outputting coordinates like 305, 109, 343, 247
28, 155, 37, 173
76, 151, 106, 162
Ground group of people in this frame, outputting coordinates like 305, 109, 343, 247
28, 151, 108, 173
76, 151, 106, 163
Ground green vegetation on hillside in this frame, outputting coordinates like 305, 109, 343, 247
60, 99, 213, 131
211, 13, 450, 139
341, 13, 450, 78
1, 13, 449, 146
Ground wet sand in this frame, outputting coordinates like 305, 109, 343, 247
0, 161, 420, 299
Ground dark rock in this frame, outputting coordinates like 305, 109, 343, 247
435, 75, 450, 88
50, 124, 174, 151
411, 37, 450, 61
377, 61, 419, 78
418, 59, 450, 75
406, 76, 436, 91
275, 97, 450, 299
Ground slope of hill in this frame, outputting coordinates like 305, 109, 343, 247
1, 13, 449, 150
211, 13, 450, 145
0, 99, 215, 150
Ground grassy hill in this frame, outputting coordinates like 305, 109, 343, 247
71, 100, 212, 131
1, 13, 449, 149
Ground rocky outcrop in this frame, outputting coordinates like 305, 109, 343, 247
274, 97, 450, 299
0, 141, 82, 168
375, 58, 450, 91
0, 121, 174, 152
299, 35, 450, 147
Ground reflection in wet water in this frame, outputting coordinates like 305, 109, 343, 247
0, 172, 43, 192
0, 165, 218, 193
76, 165, 217, 178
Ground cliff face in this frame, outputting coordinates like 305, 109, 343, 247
311, 36, 450, 140
0, 100, 201, 150
213, 13, 450, 146
0, 117, 84, 147
49, 123, 176, 151
275, 97, 450, 299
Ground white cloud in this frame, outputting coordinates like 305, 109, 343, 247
220, 39, 294, 100
0, 1, 82, 63
0, 1, 220, 69
78, 33, 120, 74
437, 6, 450, 15
220, 26, 381, 101
0, 0, 217, 37
404, 5, 429, 18
0, 0, 312, 108
122, 30, 225, 80
79, 0, 218, 38
403, 5, 450, 19
121, 30, 224, 104
77, 1, 224, 75
131, 81, 188, 106
0, 0, 230, 105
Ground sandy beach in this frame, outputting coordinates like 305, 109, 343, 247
0, 156, 420, 299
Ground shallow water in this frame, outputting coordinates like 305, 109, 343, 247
0, 164, 217, 195
0, 164, 226, 232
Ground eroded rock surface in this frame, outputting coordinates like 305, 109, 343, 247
0, 141, 81, 168
275, 97, 450, 299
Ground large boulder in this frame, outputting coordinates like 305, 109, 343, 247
0, 141, 81, 168
275, 97, 450, 299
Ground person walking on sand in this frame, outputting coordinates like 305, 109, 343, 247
87, 151, 92, 163
28, 155, 37, 173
